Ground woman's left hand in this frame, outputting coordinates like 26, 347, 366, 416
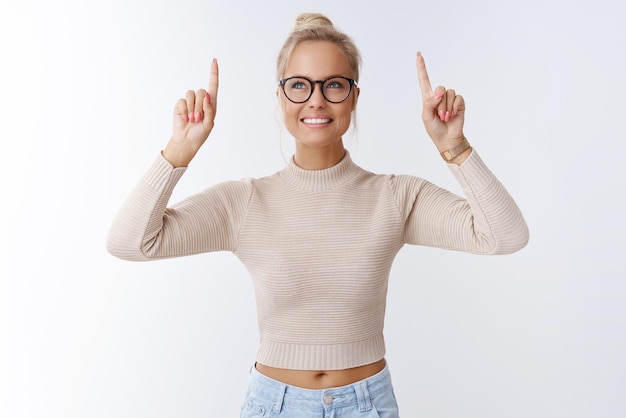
416, 52, 467, 153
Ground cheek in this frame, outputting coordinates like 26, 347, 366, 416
282, 102, 302, 124
337, 104, 355, 124
280, 103, 302, 136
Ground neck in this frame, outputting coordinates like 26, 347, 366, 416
294, 140, 346, 170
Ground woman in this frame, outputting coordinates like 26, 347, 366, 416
107, 12, 528, 417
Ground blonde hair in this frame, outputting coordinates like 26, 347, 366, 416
276, 13, 362, 82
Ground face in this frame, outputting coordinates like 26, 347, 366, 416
279, 40, 359, 154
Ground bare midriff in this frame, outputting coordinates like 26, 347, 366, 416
255, 358, 386, 390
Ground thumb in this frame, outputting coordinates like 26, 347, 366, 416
422, 89, 445, 120
428, 90, 445, 109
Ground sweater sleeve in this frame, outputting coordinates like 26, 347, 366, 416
107, 154, 253, 261
390, 150, 529, 255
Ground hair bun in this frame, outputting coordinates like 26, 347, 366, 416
294, 13, 334, 32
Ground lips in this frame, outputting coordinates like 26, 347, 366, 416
302, 117, 332, 125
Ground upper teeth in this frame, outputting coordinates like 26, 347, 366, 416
303, 118, 330, 124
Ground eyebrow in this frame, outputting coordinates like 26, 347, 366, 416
285, 74, 351, 80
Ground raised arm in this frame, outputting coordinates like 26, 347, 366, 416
107, 58, 252, 261
400, 53, 529, 254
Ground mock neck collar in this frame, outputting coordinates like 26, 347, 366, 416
279, 151, 360, 191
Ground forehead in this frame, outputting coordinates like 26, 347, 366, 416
285, 40, 352, 78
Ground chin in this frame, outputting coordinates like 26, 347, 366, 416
297, 134, 343, 147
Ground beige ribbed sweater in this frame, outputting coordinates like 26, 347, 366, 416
107, 150, 528, 370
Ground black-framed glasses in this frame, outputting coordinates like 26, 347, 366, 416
279, 76, 357, 104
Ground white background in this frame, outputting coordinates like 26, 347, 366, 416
2, 0, 625, 417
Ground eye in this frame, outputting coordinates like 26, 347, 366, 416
326, 79, 347, 89
287, 79, 309, 90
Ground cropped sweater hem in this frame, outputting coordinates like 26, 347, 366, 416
256, 334, 386, 371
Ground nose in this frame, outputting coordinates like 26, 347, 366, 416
308, 81, 327, 108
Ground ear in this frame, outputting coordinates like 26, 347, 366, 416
277, 89, 284, 107
352, 87, 360, 110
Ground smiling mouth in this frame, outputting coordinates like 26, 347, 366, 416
302, 118, 332, 125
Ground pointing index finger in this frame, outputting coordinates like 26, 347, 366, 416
208, 58, 219, 99
416, 52, 433, 99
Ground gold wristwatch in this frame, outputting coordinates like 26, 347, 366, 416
440, 137, 470, 162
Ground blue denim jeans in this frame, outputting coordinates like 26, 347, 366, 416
240, 364, 400, 417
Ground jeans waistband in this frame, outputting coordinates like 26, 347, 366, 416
247, 363, 392, 413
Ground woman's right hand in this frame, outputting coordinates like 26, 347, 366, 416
162, 58, 219, 167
